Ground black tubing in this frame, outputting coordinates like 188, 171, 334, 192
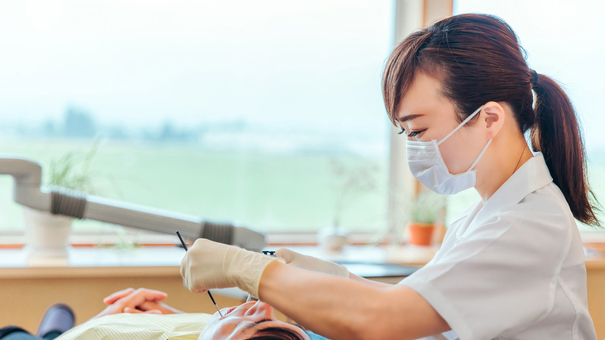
50, 189, 87, 219
201, 221, 234, 245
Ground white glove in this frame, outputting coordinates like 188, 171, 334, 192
180, 238, 283, 298
275, 248, 349, 278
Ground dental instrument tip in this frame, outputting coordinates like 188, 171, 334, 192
176, 231, 223, 317
176, 231, 188, 250
208, 291, 223, 317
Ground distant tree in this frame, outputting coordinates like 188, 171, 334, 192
107, 125, 129, 139
43, 119, 56, 137
63, 106, 97, 138
159, 121, 177, 140
157, 121, 196, 142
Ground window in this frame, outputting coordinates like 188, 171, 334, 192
0, 1, 393, 235
448, 0, 605, 233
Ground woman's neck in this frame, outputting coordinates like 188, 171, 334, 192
474, 136, 532, 203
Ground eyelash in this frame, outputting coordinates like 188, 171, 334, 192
398, 128, 425, 137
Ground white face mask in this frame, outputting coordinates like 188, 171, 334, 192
405, 105, 492, 195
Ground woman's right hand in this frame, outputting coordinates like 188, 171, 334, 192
94, 288, 183, 318
275, 248, 349, 278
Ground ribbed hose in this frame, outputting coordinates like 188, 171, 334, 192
201, 221, 234, 245
50, 189, 87, 219
50, 189, 235, 244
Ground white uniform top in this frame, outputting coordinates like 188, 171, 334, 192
398, 153, 598, 340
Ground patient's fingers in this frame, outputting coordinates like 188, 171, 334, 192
93, 296, 169, 319
124, 307, 162, 314
142, 301, 184, 314
123, 307, 141, 313
138, 301, 163, 311
117, 288, 168, 310
137, 301, 179, 314
103, 288, 135, 305
105, 288, 168, 311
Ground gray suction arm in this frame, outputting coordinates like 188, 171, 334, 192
0, 157, 265, 251
4, 158, 51, 211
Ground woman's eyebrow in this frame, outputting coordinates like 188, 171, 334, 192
398, 114, 424, 123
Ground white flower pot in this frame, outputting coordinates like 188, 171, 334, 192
23, 207, 73, 266
317, 226, 349, 253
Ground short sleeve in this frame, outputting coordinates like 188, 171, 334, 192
399, 207, 571, 340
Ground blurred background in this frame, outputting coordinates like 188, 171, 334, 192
0, 0, 603, 238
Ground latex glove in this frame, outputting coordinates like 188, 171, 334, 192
275, 248, 349, 278
180, 238, 282, 298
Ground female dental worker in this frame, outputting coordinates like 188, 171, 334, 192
180, 13, 600, 340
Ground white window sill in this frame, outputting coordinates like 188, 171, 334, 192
0, 244, 398, 269
0, 230, 382, 246
0, 244, 415, 300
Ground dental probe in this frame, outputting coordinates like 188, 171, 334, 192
176, 231, 223, 317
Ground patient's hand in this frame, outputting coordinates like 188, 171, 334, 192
94, 288, 184, 318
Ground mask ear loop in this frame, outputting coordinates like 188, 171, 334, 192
466, 138, 492, 172
436, 105, 484, 146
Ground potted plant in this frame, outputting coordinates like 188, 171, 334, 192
24, 141, 100, 265
318, 159, 378, 252
406, 191, 446, 246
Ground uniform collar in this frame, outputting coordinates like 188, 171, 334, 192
456, 152, 553, 238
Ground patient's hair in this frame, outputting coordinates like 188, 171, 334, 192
246, 326, 306, 340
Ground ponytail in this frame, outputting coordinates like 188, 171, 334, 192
531, 73, 600, 226
380, 14, 601, 226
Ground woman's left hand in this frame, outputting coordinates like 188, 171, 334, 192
180, 238, 281, 298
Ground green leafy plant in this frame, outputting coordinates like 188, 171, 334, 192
45, 139, 140, 250
409, 190, 446, 225
330, 159, 378, 227
47, 139, 100, 194
97, 227, 141, 250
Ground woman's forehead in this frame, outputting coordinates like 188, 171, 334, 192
395, 73, 454, 123
396, 72, 447, 122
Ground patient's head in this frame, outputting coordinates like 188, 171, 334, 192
199, 300, 310, 340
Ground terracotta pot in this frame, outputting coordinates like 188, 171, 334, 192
407, 222, 435, 246
435, 223, 447, 244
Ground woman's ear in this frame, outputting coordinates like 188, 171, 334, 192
482, 102, 505, 138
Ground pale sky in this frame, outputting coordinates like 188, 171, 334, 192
0, 0, 393, 133
1, 0, 604, 148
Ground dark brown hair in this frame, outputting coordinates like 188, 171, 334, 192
382, 13, 600, 226
247, 326, 306, 340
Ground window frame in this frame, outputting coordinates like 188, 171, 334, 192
13, 0, 605, 246
0, 0, 448, 246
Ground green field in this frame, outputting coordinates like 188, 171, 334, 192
2, 138, 603, 236
0, 138, 389, 234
